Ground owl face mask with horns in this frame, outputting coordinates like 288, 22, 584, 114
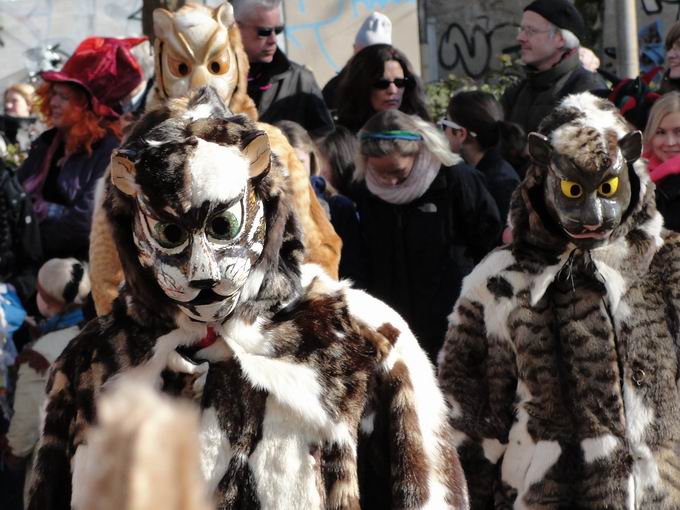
110, 92, 271, 323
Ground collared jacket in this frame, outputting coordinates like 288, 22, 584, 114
18, 128, 119, 261
248, 48, 334, 137
353, 162, 502, 361
502, 51, 606, 134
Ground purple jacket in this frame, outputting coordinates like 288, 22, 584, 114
18, 128, 119, 260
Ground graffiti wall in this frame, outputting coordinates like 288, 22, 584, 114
427, 0, 680, 83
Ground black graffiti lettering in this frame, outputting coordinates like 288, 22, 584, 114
438, 17, 516, 79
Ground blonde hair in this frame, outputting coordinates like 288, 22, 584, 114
38, 258, 91, 306
355, 110, 457, 181
643, 91, 680, 149
5, 83, 36, 112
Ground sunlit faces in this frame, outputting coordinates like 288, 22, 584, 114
516, 10, 564, 71
667, 41, 680, 79
370, 60, 406, 113
366, 153, 416, 187
49, 83, 84, 130
238, 6, 282, 63
4, 90, 30, 117
651, 111, 680, 162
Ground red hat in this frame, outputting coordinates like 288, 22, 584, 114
41, 36, 147, 119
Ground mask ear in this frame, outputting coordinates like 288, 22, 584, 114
111, 150, 137, 196
619, 130, 642, 163
243, 132, 271, 179
153, 8, 175, 41
217, 2, 235, 27
527, 132, 553, 166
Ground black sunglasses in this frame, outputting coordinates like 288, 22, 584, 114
255, 25, 285, 37
372, 77, 410, 90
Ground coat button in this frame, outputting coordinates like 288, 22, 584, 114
632, 368, 645, 386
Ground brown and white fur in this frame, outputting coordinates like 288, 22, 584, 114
89, 1, 341, 316
29, 88, 467, 510
439, 92, 680, 509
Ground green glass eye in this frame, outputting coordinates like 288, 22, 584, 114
560, 179, 583, 199
154, 222, 188, 249
598, 176, 619, 198
207, 209, 241, 241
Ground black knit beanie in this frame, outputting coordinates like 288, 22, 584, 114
524, 0, 585, 41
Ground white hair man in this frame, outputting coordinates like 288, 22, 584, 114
231, 0, 333, 136
501, 0, 606, 134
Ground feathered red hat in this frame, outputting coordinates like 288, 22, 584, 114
41, 36, 147, 119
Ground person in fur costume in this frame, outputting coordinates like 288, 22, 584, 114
438, 91, 680, 508
28, 87, 468, 510
89, 1, 341, 315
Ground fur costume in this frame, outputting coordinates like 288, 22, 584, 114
29, 88, 468, 510
438, 92, 680, 509
89, 2, 341, 315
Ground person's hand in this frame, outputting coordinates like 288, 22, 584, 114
579, 47, 601, 72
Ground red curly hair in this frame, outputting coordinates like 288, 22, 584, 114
37, 82, 122, 156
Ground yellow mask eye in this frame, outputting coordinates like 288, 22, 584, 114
560, 179, 583, 198
597, 176, 619, 198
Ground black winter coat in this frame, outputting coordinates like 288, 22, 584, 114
0, 162, 42, 303
248, 48, 334, 138
353, 163, 502, 361
656, 173, 680, 233
501, 51, 607, 134
476, 148, 520, 228
17, 129, 119, 261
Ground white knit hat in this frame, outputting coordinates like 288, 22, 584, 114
354, 12, 392, 50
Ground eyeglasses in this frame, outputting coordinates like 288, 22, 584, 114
249, 25, 285, 37
438, 117, 477, 137
517, 25, 555, 37
372, 77, 410, 90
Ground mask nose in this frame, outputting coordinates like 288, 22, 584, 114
190, 67, 210, 89
188, 235, 221, 288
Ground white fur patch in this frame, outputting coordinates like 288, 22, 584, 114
591, 259, 626, 312
623, 382, 654, 444
524, 440, 561, 488
556, 93, 629, 140
219, 317, 268, 355
581, 433, 619, 463
249, 397, 325, 510
530, 252, 572, 306
482, 437, 506, 464
183, 103, 214, 122
188, 139, 248, 207
71, 444, 93, 509
199, 407, 232, 494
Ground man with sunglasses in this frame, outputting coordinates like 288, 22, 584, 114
232, 0, 333, 137
501, 0, 605, 135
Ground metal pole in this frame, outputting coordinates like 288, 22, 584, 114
616, 0, 639, 79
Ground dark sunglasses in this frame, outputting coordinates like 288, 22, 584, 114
255, 25, 285, 37
372, 77, 410, 90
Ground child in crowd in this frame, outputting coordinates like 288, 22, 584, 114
4, 258, 90, 505
275, 121, 367, 284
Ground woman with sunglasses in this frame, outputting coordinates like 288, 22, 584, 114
352, 109, 501, 362
335, 44, 430, 133
444, 90, 523, 228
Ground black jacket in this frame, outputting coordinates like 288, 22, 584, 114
0, 162, 42, 303
502, 51, 607, 134
248, 48, 334, 137
353, 163, 501, 361
476, 148, 521, 227
656, 173, 680, 233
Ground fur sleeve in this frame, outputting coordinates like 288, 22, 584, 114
27, 357, 77, 510
346, 288, 469, 509
437, 251, 518, 509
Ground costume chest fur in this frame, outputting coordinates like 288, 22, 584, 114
29, 90, 467, 510
438, 93, 680, 509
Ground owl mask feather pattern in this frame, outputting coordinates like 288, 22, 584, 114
28, 87, 468, 510
438, 92, 680, 508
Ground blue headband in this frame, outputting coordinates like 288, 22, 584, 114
360, 130, 423, 141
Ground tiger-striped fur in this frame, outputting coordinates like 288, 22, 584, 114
438, 92, 680, 509
28, 87, 468, 510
